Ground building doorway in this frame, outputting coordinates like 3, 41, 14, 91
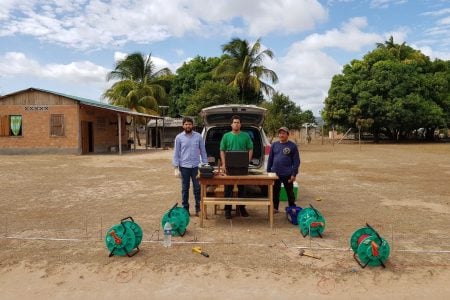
81, 121, 94, 154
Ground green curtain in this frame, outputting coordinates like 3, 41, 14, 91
10, 115, 22, 136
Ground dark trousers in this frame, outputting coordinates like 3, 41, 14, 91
180, 166, 200, 212
273, 175, 296, 210
224, 185, 246, 212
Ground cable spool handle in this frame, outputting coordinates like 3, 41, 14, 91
121, 216, 135, 223
120, 216, 134, 230
366, 223, 383, 244
168, 202, 179, 218
309, 204, 320, 218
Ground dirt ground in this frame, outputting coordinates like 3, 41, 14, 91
1, 142, 450, 299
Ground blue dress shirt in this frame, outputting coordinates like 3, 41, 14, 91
173, 131, 208, 168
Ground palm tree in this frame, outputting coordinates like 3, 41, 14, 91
104, 52, 172, 145
105, 52, 171, 111
375, 36, 427, 65
376, 36, 408, 60
213, 38, 278, 102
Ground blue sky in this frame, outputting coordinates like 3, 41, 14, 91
1, 0, 450, 115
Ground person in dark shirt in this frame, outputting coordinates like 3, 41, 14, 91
267, 127, 300, 212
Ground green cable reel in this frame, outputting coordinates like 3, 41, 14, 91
350, 223, 390, 268
105, 216, 143, 257
297, 204, 326, 238
161, 203, 190, 237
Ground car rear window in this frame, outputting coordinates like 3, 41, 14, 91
205, 113, 263, 126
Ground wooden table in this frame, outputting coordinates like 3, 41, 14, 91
198, 174, 277, 228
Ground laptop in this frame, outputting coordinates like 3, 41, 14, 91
225, 151, 249, 175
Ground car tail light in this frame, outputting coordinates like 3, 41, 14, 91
264, 145, 271, 155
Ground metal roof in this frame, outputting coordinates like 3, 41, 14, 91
1, 87, 163, 119
147, 117, 200, 127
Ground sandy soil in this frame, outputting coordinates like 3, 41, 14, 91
1, 143, 450, 299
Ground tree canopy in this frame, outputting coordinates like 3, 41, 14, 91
262, 92, 315, 139
322, 37, 449, 141
104, 52, 172, 115
102, 37, 450, 140
213, 38, 278, 104
184, 81, 240, 120
168, 56, 221, 116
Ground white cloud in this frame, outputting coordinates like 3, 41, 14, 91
271, 17, 397, 115
274, 49, 341, 115
370, 0, 407, 9
0, 51, 109, 83
112, 51, 176, 73
151, 56, 173, 71
113, 51, 127, 63
0, 52, 40, 75
0, 0, 327, 50
291, 17, 383, 52
382, 28, 409, 44
0, 0, 18, 20
413, 45, 450, 61
42, 61, 108, 84
421, 7, 450, 17
437, 16, 450, 25
175, 49, 185, 57
241, 0, 327, 36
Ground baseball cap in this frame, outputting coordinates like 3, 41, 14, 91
278, 127, 289, 134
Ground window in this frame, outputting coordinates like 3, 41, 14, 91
50, 114, 64, 136
96, 117, 106, 131
6, 115, 22, 136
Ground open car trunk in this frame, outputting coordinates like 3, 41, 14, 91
204, 125, 264, 169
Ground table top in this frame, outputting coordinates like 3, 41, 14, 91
198, 173, 277, 185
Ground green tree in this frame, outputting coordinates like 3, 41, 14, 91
104, 52, 172, 145
323, 41, 447, 141
262, 92, 308, 139
184, 81, 239, 121
213, 38, 278, 103
104, 52, 172, 114
169, 56, 221, 116
302, 110, 316, 124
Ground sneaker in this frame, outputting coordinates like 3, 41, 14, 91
239, 207, 249, 217
225, 210, 232, 219
273, 209, 279, 214
195, 211, 200, 217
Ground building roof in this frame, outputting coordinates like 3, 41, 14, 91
147, 117, 200, 127
1, 87, 163, 119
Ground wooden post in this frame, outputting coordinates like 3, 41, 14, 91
118, 114, 122, 155
358, 125, 361, 151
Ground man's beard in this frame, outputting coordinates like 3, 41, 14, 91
184, 128, 192, 133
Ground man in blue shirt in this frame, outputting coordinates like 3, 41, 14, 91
173, 117, 208, 216
267, 127, 300, 212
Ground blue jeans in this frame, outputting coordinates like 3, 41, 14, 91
180, 167, 200, 212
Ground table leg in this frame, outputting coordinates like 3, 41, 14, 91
200, 184, 205, 228
268, 184, 273, 228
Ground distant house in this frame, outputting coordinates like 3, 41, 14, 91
147, 117, 202, 148
0, 87, 162, 154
